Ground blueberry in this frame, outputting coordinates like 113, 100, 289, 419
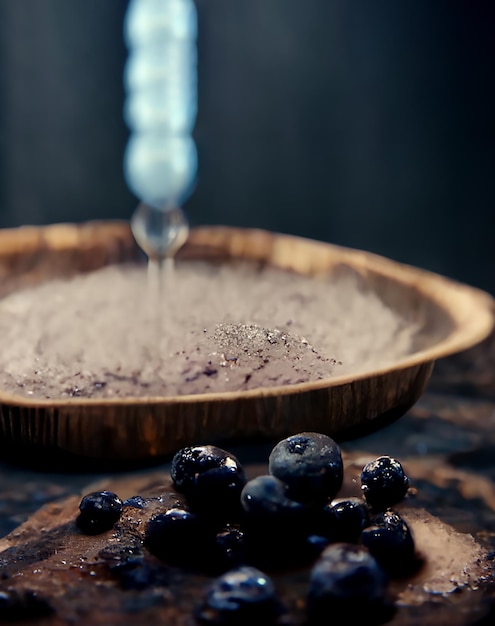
196, 566, 281, 625
318, 497, 371, 543
305, 534, 332, 559
268, 432, 343, 503
241, 475, 310, 520
123, 495, 148, 510
360, 456, 410, 511
124, 491, 187, 511
210, 525, 246, 574
144, 508, 204, 567
240, 475, 313, 568
0, 588, 53, 621
307, 543, 393, 624
76, 490, 123, 535
361, 510, 419, 577
171, 445, 246, 518
109, 557, 172, 590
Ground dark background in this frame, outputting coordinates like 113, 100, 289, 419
0, 1, 493, 292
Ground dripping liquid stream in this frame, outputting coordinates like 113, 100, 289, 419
130, 203, 189, 376
146, 256, 176, 362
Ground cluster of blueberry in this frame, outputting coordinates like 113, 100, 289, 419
76, 432, 416, 624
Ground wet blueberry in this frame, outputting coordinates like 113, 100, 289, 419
144, 508, 204, 567
318, 497, 371, 543
307, 543, 393, 624
76, 490, 123, 535
196, 566, 282, 624
268, 432, 343, 504
361, 510, 419, 577
360, 456, 410, 511
171, 445, 246, 518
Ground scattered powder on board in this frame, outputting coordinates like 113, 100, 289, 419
0, 261, 420, 399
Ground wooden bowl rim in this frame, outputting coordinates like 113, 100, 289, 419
0, 222, 492, 408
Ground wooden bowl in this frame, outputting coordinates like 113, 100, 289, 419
0, 221, 492, 466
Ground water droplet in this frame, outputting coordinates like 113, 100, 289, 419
130, 202, 189, 263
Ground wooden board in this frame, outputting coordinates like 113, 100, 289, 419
0, 448, 494, 625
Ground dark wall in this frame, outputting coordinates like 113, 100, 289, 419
0, 1, 494, 292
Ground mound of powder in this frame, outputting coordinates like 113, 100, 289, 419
0, 260, 419, 399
